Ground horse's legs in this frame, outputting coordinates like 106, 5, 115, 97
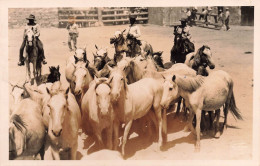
162, 108, 167, 143
175, 98, 182, 116
223, 104, 229, 131
113, 120, 120, 150
201, 111, 207, 131
122, 120, 133, 157
195, 110, 202, 152
106, 124, 113, 150
51, 147, 60, 160
215, 109, 221, 138
208, 111, 214, 130
70, 143, 78, 160
33, 61, 37, 85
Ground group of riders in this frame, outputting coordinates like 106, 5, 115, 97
18, 13, 194, 68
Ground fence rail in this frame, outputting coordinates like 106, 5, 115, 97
58, 7, 148, 28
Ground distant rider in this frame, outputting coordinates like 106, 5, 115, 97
18, 14, 47, 66
125, 14, 142, 57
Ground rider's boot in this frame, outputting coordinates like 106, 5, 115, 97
42, 59, 47, 65
18, 60, 25, 66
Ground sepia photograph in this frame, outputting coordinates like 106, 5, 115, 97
0, 0, 259, 165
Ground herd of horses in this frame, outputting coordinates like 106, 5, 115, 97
9, 28, 243, 160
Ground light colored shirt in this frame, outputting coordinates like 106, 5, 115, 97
125, 24, 141, 38
225, 11, 230, 19
67, 23, 78, 34
24, 24, 40, 38
186, 10, 191, 17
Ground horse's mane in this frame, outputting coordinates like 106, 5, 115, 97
87, 65, 99, 78
176, 75, 205, 92
11, 114, 27, 133
95, 78, 111, 89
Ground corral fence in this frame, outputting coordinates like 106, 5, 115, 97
58, 7, 148, 28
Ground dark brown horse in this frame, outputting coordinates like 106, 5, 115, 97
24, 29, 42, 85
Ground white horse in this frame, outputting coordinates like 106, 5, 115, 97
81, 77, 114, 149
108, 67, 167, 156
160, 70, 243, 151
9, 98, 45, 160
46, 86, 81, 160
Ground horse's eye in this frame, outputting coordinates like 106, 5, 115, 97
169, 87, 173, 91
121, 78, 124, 81
21, 93, 24, 97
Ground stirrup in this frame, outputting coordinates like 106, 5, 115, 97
18, 61, 24, 66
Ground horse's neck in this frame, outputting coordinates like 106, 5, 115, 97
132, 63, 144, 81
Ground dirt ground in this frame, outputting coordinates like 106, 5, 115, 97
8, 24, 253, 160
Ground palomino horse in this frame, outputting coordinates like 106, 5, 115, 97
160, 70, 243, 151
110, 30, 153, 58
65, 47, 87, 84
46, 86, 81, 160
24, 28, 42, 84
185, 45, 215, 76
108, 67, 167, 156
71, 59, 97, 105
9, 98, 45, 160
9, 83, 28, 114
81, 77, 114, 149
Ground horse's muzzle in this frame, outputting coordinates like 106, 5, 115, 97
52, 129, 62, 137
28, 41, 33, 46
209, 64, 215, 69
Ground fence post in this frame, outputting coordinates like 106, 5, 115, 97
98, 8, 103, 26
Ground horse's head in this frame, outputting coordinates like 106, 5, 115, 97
48, 66, 61, 83
160, 75, 179, 109
108, 67, 128, 102
196, 45, 215, 69
10, 83, 27, 105
110, 30, 127, 52
46, 87, 69, 137
25, 29, 35, 47
9, 114, 27, 159
152, 51, 164, 68
93, 45, 108, 70
94, 77, 112, 117
74, 48, 87, 64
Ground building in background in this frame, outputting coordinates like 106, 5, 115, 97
8, 7, 253, 29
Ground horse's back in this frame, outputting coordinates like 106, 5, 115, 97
65, 56, 76, 82
167, 63, 196, 77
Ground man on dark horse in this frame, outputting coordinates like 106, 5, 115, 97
18, 14, 47, 66
171, 19, 195, 64
126, 14, 142, 57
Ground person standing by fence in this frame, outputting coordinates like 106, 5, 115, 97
225, 8, 231, 31
66, 18, 79, 51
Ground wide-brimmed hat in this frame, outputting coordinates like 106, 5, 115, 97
26, 14, 36, 20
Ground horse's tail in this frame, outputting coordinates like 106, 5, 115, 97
229, 82, 243, 120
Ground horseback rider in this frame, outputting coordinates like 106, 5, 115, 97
18, 14, 47, 66
125, 14, 142, 57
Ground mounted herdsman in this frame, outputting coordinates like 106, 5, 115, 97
125, 13, 142, 57
18, 14, 47, 66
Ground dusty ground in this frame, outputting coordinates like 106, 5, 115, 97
8, 24, 253, 160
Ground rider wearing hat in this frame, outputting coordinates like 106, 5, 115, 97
18, 14, 47, 66
126, 14, 141, 57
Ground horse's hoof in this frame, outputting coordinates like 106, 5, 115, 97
194, 147, 200, 153
215, 131, 221, 138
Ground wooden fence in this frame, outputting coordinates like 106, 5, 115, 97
58, 7, 148, 28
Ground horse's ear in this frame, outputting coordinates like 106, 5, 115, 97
85, 61, 89, 68
162, 74, 166, 80
159, 51, 163, 56
74, 55, 79, 64
107, 65, 113, 71
65, 87, 69, 99
83, 44, 87, 52
108, 76, 113, 84
49, 67, 52, 72
95, 44, 98, 50
9, 82, 14, 88
146, 50, 151, 56
46, 87, 51, 96
92, 53, 97, 58
57, 65, 60, 71
94, 75, 98, 82
83, 52, 87, 62
172, 75, 176, 82
122, 29, 126, 33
